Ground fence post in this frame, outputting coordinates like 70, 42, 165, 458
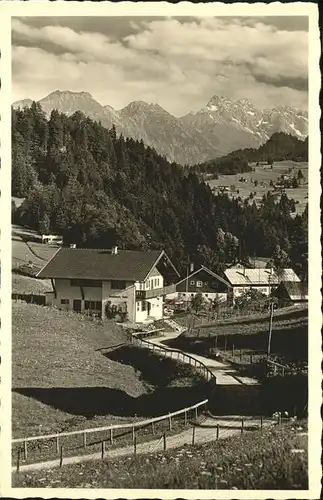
241, 418, 244, 435
184, 410, 187, 427
192, 426, 196, 445
83, 432, 87, 449
215, 335, 218, 348
101, 440, 105, 460
59, 445, 63, 468
110, 428, 114, 445
195, 406, 198, 420
168, 415, 172, 432
260, 416, 263, 431
134, 436, 137, 457
163, 432, 167, 451
56, 436, 60, 454
216, 424, 219, 440
152, 421, 155, 435
23, 440, 28, 461
16, 449, 21, 473
132, 426, 136, 443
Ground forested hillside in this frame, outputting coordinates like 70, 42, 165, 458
12, 103, 308, 277
192, 132, 308, 177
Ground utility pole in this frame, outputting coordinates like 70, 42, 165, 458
267, 301, 274, 357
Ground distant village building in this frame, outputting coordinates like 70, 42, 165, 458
166, 265, 231, 304
218, 185, 231, 192
41, 234, 63, 245
37, 246, 179, 324
224, 267, 301, 302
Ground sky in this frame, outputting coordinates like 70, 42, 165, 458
12, 16, 309, 116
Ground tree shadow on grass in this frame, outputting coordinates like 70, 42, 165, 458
13, 385, 207, 419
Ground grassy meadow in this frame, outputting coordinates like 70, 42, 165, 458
12, 302, 206, 443
13, 419, 308, 489
208, 161, 308, 215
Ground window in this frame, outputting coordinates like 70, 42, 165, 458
111, 280, 126, 290
84, 301, 102, 311
142, 301, 147, 311
61, 298, 69, 305
136, 302, 141, 311
197, 281, 203, 287
190, 280, 195, 285
205, 294, 208, 297
71, 279, 102, 287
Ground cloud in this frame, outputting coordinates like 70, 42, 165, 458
12, 16, 308, 115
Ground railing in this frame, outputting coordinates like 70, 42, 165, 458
12, 399, 208, 468
136, 284, 176, 300
133, 336, 217, 383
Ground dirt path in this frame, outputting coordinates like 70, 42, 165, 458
13, 415, 274, 473
147, 332, 259, 386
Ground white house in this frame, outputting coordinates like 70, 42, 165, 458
224, 267, 301, 302
37, 246, 179, 323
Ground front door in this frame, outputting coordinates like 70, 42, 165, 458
147, 301, 151, 316
73, 299, 82, 312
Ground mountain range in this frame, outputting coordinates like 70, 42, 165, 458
13, 90, 308, 165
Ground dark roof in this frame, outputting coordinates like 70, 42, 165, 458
281, 281, 308, 300
37, 248, 169, 282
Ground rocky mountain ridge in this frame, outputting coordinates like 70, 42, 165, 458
13, 90, 308, 165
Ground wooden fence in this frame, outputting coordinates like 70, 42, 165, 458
12, 399, 208, 467
132, 336, 217, 383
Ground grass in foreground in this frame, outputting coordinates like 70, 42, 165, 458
13, 302, 206, 444
13, 420, 308, 489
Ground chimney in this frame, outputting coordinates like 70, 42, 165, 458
70, 243, 76, 249
111, 245, 118, 255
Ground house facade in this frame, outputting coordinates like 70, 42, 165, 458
37, 246, 179, 323
167, 266, 231, 304
224, 267, 301, 302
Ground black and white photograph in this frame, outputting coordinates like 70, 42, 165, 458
0, 1, 321, 498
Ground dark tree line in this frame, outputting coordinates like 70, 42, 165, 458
12, 103, 308, 278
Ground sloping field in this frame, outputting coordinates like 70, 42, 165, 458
12, 274, 52, 294
12, 302, 147, 438
183, 305, 308, 337
208, 161, 308, 215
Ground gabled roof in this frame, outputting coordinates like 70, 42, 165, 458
224, 268, 300, 286
280, 281, 308, 300
37, 248, 179, 282
176, 265, 231, 288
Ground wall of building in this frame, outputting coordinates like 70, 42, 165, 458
179, 291, 227, 302
177, 269, 229, 295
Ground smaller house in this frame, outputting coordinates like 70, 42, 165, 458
224, 267, 301, 302
276, 281, 308, 305
167, 265, 232, 304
